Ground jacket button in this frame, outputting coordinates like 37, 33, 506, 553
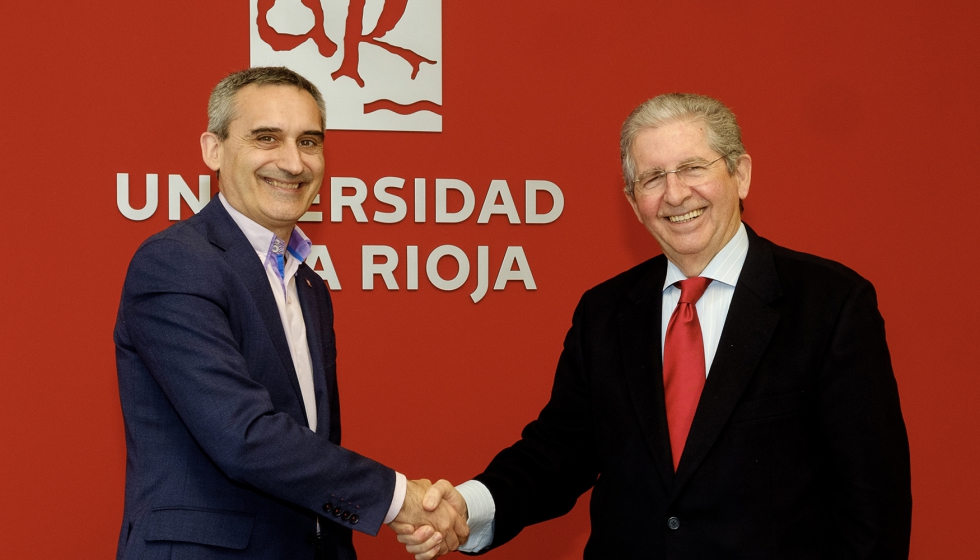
322, 503, 333, 513
667, 516, 680, 530
349, 514, 359, 525
332, 507, 342, 517
341, 511, 351, 520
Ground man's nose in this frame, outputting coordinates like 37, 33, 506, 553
662, 172, 691, 206
277, 142, 305, 175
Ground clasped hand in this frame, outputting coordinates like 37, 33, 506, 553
388, 479, 468, 560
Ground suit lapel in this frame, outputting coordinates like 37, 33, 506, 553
670, 229, 782, 493
295, 264, 331, 434
617, 258, 676, 493
200, 200, 310, 426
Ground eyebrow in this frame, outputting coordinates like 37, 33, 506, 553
247, 127, 325, 140
247, 127, 282, 137
638, 156, 712, 176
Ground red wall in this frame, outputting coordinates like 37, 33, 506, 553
1, 1, 978, 558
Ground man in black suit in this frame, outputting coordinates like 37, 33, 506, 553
396, 93, 912, 559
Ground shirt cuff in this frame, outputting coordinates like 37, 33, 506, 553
456, 480, 495, 553
383, 471, 408, 525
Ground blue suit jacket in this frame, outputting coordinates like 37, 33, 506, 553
115, 199, 395, 559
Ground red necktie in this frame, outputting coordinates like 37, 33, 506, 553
663, 277, 712, 470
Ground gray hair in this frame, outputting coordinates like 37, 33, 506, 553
620, 93, 746, 197
207, 66, 326, 140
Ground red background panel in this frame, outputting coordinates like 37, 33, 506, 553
1, 1, 978, 558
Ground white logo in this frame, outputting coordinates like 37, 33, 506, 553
250, 0, 442, 132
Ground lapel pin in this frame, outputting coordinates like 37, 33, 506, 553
306, 278, 312, 288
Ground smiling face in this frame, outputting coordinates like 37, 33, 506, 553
201, 84, 325, 240
627, 119, 751, 277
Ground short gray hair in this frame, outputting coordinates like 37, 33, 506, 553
620, 93, 746, 197
207, 66, 326, 140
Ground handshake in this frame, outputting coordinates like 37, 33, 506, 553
389, 478, 469, 560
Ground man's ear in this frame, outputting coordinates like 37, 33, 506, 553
201, 132, 221, 172
734, 153, 752, 200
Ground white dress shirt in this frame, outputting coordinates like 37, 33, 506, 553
662, 223, 748, 376
219, 194, 406, 525
458, 223, 750, 552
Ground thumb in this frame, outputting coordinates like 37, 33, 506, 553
421, 483, 447, 511
434, 479, 468, 520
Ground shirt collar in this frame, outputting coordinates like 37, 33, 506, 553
664, 222, 749, 290
218, 193, 313, 264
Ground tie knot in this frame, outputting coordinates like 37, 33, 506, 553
675, 277, 712, 304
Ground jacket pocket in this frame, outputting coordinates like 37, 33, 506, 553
144, 506, 254, 550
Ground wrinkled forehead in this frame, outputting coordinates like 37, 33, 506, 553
229, 84, 324, 131
632, 119, 713, 167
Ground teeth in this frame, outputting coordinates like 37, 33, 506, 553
668, 208, 704, 223
266, 178, 300, 189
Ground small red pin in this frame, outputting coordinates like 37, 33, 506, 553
305, 278, 312, 288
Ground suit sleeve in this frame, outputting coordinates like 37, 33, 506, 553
116, 236, 396, 535
816, 279, 912, 558
473, 294, 601, 549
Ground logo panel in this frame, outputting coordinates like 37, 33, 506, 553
250, 0, 442, 132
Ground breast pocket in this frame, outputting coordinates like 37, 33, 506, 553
728, 390, 808, 423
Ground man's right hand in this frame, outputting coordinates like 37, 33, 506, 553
388, 479, 469, 560
390, 479, 469, 560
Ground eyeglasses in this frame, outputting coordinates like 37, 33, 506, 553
632, 154, 729, 193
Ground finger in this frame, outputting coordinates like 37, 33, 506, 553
453, 511, 470, 545
404, 531, 443, 556
389, 521, 418, 536
412, 534, 448, 560
440, 516, 460, 551
395, 524, 433, 545
422, 541, 450, 560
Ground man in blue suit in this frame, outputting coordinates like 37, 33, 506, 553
114, 67, 467, 560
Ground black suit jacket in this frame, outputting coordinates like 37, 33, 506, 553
474, 225, 911, 559
115, 199, 395, 560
